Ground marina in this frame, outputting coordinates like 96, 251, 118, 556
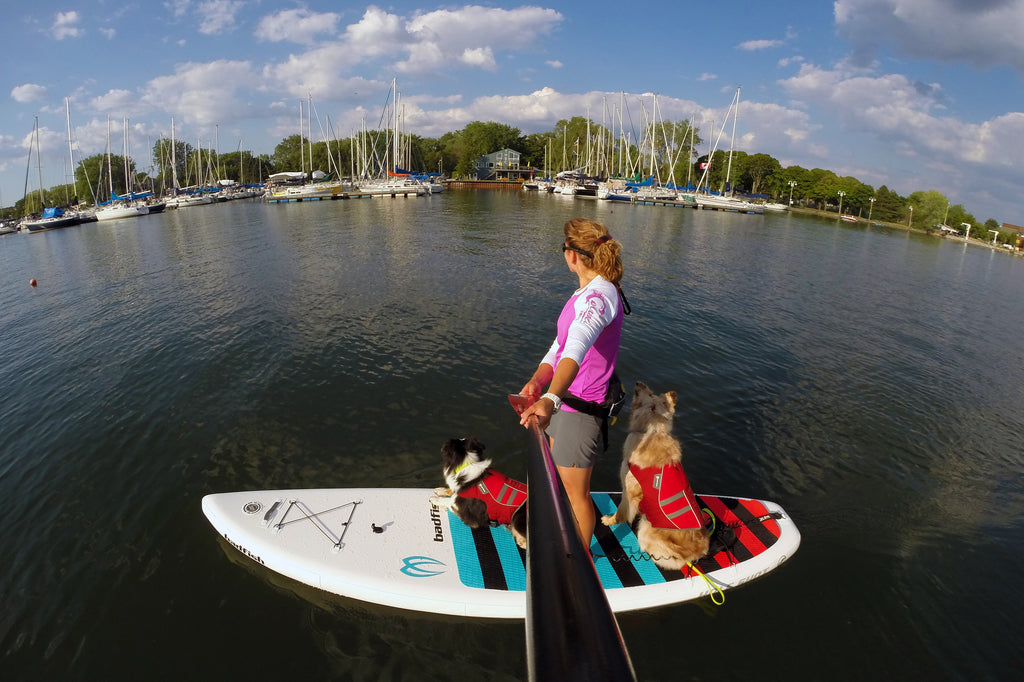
1, 192, 1021, 680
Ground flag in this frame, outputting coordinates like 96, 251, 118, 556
700, 162, 709, 169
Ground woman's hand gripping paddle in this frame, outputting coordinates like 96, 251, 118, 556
508, 393, 537, 416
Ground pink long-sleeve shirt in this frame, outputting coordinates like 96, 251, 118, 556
541, 275, 624, 409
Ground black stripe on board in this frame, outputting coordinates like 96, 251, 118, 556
695, 497, 755, 565
590, 498, 648, 588
719, 497, 780, 550
470, 525, 508, 590
705, 506, 753, 566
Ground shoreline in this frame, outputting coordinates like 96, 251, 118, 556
787, 206, 1022, 258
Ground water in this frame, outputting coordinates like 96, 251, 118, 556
1, 193, 1022, 680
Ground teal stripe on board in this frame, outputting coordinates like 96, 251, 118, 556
592, 493, 667, 586
590, 493, 625, 588
447, 510, 485, 588
490, 526, 526, 591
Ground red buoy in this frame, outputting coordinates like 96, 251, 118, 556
30, 279, 37, 287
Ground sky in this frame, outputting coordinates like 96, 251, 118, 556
3, 0, 1023, 223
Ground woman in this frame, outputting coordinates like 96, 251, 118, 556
518, 217, 626, 547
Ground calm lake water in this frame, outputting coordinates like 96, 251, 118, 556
1, 192, 1021, 680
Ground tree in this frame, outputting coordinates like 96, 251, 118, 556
741, 153, 780, 195
907, 190, 951, 230
272, 135, 308, 174
452, 121, 524, 178
152, 138, 194, 192
410, 135, 453, 175
76, 152, 137, 201
521, 132, 555, 172
218, 150, 273, 185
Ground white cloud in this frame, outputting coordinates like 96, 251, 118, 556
141, 60, 258, 125
89, 89, 139, 114
698, 73, 717, 81
254, 9, 340, 44
835, 0, 1024, 72
779, 59, 1024, 215
12, 84, 48, 103
739, 39, 784, 51
259, 6, 564, 95
459, 47, 495, 70
343, 6, 406, 59
52, 11, 83, 39
100, 28, 116, 40
166, 0, 191, 19
395, 6, 562, 73
546, 60, 563, 69
196, 0, 245, 36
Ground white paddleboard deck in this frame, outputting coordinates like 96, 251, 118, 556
202, 488, 800, 619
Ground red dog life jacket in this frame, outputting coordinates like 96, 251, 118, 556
457, 471, 528, 525
629, 462, 707, 530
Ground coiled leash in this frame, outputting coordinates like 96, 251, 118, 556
684, 561, 725, 605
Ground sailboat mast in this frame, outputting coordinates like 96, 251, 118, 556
171, 118, 178, 190
686, 114, 695, 188
725, 87, 740, 195
299, 99, 305, 178
123, 117, 131, 197
106, 116, 114, 201
65, 98, 75, 197
35, 117, 45, 209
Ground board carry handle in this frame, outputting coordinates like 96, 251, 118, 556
510, 394, 636, 682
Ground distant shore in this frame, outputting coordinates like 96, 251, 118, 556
788, 206, 1022, 258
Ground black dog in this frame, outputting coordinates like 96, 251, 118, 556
429, 437, 528, 548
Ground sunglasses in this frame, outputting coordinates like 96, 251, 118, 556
562, 243, 593, 258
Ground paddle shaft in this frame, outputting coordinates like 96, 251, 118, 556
518, 403, 635, 681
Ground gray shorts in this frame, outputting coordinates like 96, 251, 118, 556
546, 409, 602, 469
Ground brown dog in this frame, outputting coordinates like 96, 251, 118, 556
601, 382, 710, 570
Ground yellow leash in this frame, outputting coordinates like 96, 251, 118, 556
685, 561, 725, 605
686, 507, 725, 605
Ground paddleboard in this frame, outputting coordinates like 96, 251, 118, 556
202, 488, 799, 619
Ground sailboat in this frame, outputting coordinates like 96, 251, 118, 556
351, 80, 426, 197
95, 117, 148, 221
20, 116, 81, 232
692, 87, 764, 214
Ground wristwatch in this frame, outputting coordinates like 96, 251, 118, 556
541, 392, 562, 411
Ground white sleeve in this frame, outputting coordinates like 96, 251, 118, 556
540, 338, 560, 368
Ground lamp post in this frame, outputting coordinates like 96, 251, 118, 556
908, 205, 913, 227
868, 197, 875, 221
837, 191, 846, 217
788, 180, 796, 206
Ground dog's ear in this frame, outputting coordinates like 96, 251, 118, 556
665, 391, 678, 410
634, 381, 648, 395
464, 436, 485, 455
440, 438, 463, 465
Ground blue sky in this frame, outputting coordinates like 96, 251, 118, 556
3, 1, 1023, 223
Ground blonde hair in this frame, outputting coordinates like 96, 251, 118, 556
564, 218, 624, 285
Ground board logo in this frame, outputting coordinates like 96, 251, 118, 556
400, 555, 446, 578
430, 505, 444, 542
224, 533, 265, 565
